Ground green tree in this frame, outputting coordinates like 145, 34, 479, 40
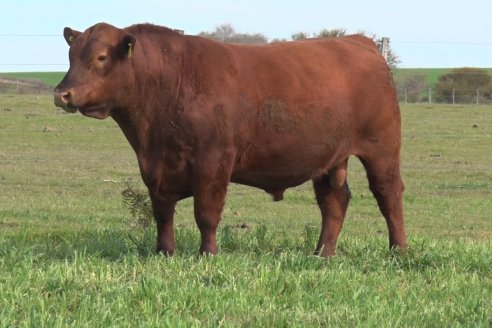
291, 28, 347, 40
291, 31, 311, 40
317, 28, 347, 38
381, 44, 400, 72
435, 68, 492, 104
198, 24, 267, 44
397, 74, 428, 103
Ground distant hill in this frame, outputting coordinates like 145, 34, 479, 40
0, 72, 65, 87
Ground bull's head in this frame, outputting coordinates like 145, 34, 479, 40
54, 23, 136, 119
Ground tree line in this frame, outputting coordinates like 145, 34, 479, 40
397, 68, 492, 104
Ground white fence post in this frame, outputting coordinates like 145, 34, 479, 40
380, 37, 390, 62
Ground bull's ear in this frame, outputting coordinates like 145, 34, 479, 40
119, 34, 136, 59
63, 27, 81, 46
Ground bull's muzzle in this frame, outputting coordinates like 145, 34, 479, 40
53, 88, 78, 113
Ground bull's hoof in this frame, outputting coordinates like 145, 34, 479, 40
314, 252, 335, 258
268, 190, 284, 201
389, 243, 408, 255
155, 246, 175, 257
313, 245, 336, 258
199, 247, 217, 256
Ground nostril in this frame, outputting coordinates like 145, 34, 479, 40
54, 89, 72, 105
62, 91, 71, 103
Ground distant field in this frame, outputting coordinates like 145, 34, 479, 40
0, 94, 490, 326
0, 72, 64, 86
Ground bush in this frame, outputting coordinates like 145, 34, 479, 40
397, 74, 428, 103
121, 182, 153, 229
435, 68, 492, 104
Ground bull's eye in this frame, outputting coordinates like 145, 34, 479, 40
97, 55, 107, 63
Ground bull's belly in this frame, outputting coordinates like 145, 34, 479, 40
231, 170, 310, 191
229, 142, 349, 200
229, 153, 330, 201
230, 171, 310, 201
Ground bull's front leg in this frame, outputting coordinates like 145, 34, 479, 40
150, 195, 177, 256
192, 151, 234, 255
192, 177, 229, 255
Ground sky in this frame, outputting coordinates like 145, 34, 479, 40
0, 0, 491, 72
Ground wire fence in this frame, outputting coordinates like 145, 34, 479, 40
397, 87, 492, 105
0, 79, 53, 94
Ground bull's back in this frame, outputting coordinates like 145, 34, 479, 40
233, 35, 385, 98
228, 35, 396, 139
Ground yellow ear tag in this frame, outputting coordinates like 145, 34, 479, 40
68, 35, 75, 43
127, 42, 133, 58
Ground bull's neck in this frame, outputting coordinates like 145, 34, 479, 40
111, 104, 151, 155
111, 89, 179, 157
112, 43, 184, 155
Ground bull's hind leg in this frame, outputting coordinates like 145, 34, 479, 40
313, 160, 351, 257
358, 153, 407, 251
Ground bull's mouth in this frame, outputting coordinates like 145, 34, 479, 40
64, 104, 79, 113
79, 105, 101, 115
59, 103, 110, 120
62, 102, 107, 115
78, 103, 111, 119
53, 90, 109, 118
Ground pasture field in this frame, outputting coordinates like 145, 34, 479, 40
0, 94, 491, 327
0, 72, 65, 87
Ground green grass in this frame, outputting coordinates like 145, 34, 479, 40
0, 94, 491, 326
0, 72, 65, 86
1, 230, 490, 327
